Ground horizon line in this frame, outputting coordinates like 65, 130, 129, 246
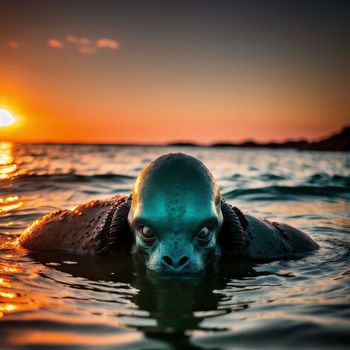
1, 125, 348, 146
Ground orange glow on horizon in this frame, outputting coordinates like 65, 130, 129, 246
0, 97, 345, 144
0, 82, 347, 144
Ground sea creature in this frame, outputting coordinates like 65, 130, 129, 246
20, 153, 318, 273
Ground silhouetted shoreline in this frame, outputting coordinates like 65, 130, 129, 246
169, 126, 350, 152
9, 126, 349, 151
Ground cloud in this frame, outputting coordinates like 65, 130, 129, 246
8, 41, 19, 49
95, 38, 120, 49
48, 39, 64, 48
66, 35, 91, 46
79, 47, 96, 54
45, 36, 120, 54
66, 35, 78, 44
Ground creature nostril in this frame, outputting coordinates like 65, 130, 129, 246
162, 256, 173, 266
179, 256, 189, 266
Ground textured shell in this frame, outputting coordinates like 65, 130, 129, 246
19, 195, 128, 254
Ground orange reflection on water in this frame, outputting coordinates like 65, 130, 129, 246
0, 164, 17, 179
0, 195, 23, 213
0, 278, 11, 288
0, 304, 16, 317
0, 142, 17, 180
1, 265, 20, 273
0, 304, 17, 313
0, 263, 49, 319
0, 302, 40, 319
0, 142, 23, 213
0, 291, 16, 299
8, 330, 142, 346
0, 277, 18, 317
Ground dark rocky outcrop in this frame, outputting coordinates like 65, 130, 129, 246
306, 126, 350, 151
210, 126, 349, 151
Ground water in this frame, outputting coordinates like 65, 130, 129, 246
0, 142, 349, 349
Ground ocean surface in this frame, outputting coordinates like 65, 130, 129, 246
0, 142, 349, 349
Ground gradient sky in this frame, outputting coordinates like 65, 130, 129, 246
0, 0, 349, 143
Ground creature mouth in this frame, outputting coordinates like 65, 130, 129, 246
154, 259, 206, 275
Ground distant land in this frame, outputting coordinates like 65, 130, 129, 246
18, 126, 349, 151
168, 126, 350, 151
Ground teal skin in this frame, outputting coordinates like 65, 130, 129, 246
128, 154, 224, 273
128, 153, 318, 274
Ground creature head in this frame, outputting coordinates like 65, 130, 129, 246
128, 153, 223, 274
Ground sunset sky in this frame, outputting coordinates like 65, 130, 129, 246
0, 0, 349, 143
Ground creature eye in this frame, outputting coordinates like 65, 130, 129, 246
139, 226, 155, 241
196, 226, 212, 241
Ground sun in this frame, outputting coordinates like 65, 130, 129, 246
0, 109, 16, 127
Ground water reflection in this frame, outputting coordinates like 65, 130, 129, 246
0, 142, 22, 214
27, 252, 263, 349
0, 275, 17, 318
0, 142, 17, 180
